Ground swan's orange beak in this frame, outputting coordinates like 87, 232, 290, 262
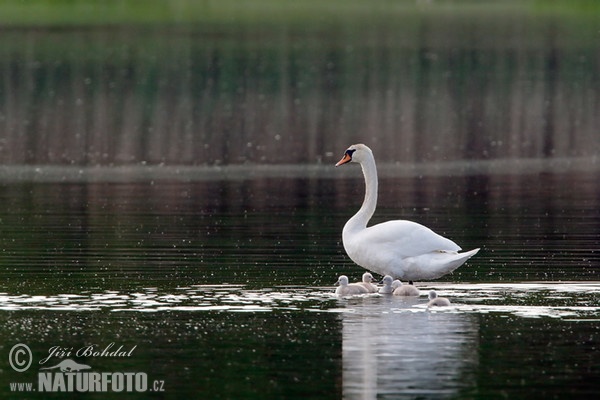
335, 153, 352, 167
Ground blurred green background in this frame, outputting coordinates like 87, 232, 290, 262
0, 0, 598, 165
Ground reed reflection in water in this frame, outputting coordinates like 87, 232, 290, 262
340, 297, 478, 399
0, 8, 598, 166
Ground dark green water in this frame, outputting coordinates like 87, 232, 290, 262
0, 170, 599, 398
1, 1, 600, 398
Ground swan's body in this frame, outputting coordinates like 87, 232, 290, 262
427, 290, 451, 306
335, 144, 479, 281
392, 280, 420, 297
335, 275, 369, 296
357, 272, 378, 293
379, 275, 394, 294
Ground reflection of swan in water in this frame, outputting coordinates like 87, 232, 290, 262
427, 290, 451, 306
336, 275, 369, 296
341, 298, 478, 398
358, 272, 378, 293
392, 280, 420, 297
335, 144, 479, 281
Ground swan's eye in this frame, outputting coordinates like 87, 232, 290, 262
345, 149, 356, 158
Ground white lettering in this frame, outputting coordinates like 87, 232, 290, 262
76, 372, 88, 392
40, 346, 73, 365
64, 373, 75, 391
101, 372, 111, 392
52, 373, 66, 392
76, 345, 96, 358
37, 372, 150, 393
89, 372, 101, 392
112, 372, 124, 392
134, 372, 148, 392
74, 343, 136, 358
38, 372, 53, 392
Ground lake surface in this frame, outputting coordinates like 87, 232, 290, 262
1, 1, 600, 398
0, 168, 599, 399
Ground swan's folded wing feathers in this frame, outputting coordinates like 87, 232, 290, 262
362, 220, 461, 258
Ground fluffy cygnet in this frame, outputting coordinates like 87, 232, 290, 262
427, 290, 451, 306
392, 280, 420, 296
335, 275, 369, 296
357, 272, 378, 293
378, 275, 394, 294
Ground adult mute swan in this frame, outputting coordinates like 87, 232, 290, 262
335, 144, 479, 281
335, 275, 369, 296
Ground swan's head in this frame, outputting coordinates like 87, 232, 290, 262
391, 280, 402, 289
362, 272, 375, 283
382, 275, 394, 286
336, 275, 349, 286
335, 144, 373, 166
428, 290, 438, 300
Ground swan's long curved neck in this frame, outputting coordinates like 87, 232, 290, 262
346, 154, 378, 232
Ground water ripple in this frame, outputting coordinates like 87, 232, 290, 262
1, 282, 599, 319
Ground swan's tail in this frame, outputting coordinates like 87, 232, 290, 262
450, 248, 480, 263
403, 248, 480, 280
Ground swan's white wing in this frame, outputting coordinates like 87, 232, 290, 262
342, 219, 474, 279
360, 220, 461, 259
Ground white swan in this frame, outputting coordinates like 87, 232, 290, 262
357, 272, 378, 293
335, 144, 480, 281
379, 275, 394, 294
427, 290, 451, 306
335, 275, 369, 296
392, 280, 420, 297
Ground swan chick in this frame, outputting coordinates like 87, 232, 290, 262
427, 290, 451, 306
357, 272, 378, 293
378, 275, 394, 294
335, 275, 369, 296
392, 280, 420, 296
